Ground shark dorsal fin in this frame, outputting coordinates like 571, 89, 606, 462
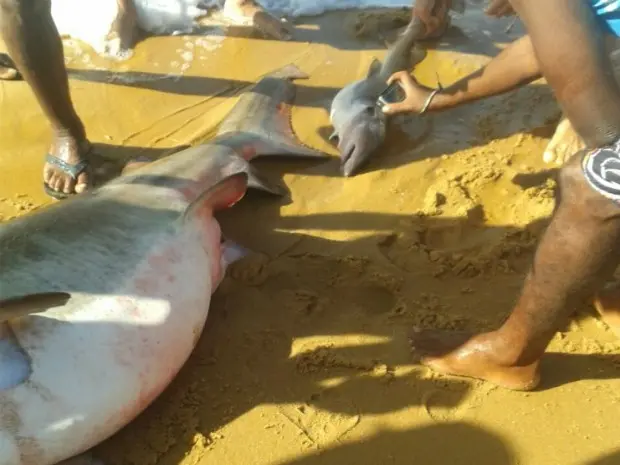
367, 58, 382, 78
182, 172, 248, 223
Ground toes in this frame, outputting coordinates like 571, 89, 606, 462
51, 175, 63, 193
44, 165, 89, 195
60, 174, 77, 195
67, 172, 81, 193
74, 171, 90, 194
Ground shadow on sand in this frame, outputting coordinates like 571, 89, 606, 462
64, 176, 616, 464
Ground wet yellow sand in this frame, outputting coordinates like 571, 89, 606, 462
1, 7, 619, 465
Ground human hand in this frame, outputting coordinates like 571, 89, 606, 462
381, 71, 434, 116
485, 0, 515, 17
411, 0, 452, 39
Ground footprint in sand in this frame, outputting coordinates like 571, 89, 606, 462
421, 378, 496, 423
332, 283, 398, 316
278, 391, 361, 448
228, 252, 271, 286
377, 231, 430, 273
378, 203, 535, 277
375, 180, 489, 275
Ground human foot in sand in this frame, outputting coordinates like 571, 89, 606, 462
102, 0, 139, 58
223, 0, 292, 40
593, 284, 620, 338
0, 0, 97, 199
44, 134, 94, 199
410, 329, 540, 391
543, 116, 586, 166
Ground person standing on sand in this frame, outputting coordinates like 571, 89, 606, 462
378, 0, 620, 391
0, 0, 289, 201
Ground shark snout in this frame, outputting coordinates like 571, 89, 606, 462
337, 115, 386, 177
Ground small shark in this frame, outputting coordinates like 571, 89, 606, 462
329, 0, 465, 176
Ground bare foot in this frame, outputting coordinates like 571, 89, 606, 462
222, 0, 292, 40
543, 116, 586, 166
43, 132, 92, 199
102, 0, 139, 59
593, 284, 620, 338
0, 53, 20, 80
410, 329, 541, 391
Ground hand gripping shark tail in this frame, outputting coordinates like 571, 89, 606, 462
216, 64, 329, 161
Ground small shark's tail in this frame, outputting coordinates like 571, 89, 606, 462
216, 64, 328, 160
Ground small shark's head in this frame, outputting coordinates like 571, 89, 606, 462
334, 103, 387, 177
329, 58, 391, 177
328, 25, 429, 177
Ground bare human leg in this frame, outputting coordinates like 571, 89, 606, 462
410, 153, 620, 390
222, 0, 292, 40
0, 0, 91, 199
104, 0, 139, 58
543, 41, 620, 166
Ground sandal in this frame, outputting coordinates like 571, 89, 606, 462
43, 154, 91, 201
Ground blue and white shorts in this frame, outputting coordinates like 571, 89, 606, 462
582, 140, 620, 202
590, 0, 620, 37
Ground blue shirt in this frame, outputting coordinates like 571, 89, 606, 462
590, 0, 620, 36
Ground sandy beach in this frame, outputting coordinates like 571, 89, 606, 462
1, 5, 619, 465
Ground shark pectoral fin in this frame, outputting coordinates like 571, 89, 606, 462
367, 58, 382, 78
1, 293, 67, 389
246, 163, 288, 196
221, 238, 250, 269
183, 172, 249, 221
0, 292, 71, 322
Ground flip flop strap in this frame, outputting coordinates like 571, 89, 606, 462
45, 154, 89, 180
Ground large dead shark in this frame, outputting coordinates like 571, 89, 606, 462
0, 64, 325, 465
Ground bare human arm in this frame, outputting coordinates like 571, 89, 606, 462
383, 34, 541, 115
509, 0, 620, 147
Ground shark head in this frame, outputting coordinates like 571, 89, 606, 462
329, 58, 390, 177
328, 16, 432, 177
333, 102, 387, 177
